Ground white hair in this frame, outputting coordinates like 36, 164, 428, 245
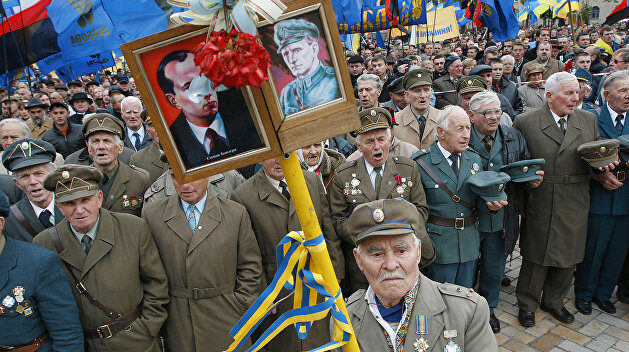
434, 105, 466, 137
603, 69, 629, 93
500, 55, 515, 65
357, 73, 383, 89
469, 91, 500, 112
120, 96, 142, 112
13, 162, 55, 178
545, 72, 578, 95
356, 234, 420, 254
87, 133, 122, 146
0, 118, 30, 138
355, 127, 392, 145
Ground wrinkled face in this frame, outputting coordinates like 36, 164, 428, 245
262, 158, 284, 181
111, 93, 124, 112
610, 54, 629, 73
389, 91, 408, 109
459, 91, 476, 111
578, 35, 590, 48
354, 234, 421, 307
406, 85, 432, 113
28, 107, 46, 123
372, 59, 387, 77
57, 193, 103, 234
349, 62, 364, 76
357, 80, 381, 109
301, 143, 323, 167
357, 128, 391, 167
72, 99, 90, 113
50, 106, 69, 127
164, 54, 219, 120
574, 55, 591, 70
56, 89, 68, 98
88, 132, 123, 168
469, 100, 501, 135
578, 81, 590, 101
38, 95, 51, 106
546, 79, 580, 116
502, 61, 513, 75
280, 38, 319, 77
491, 63, 504, 82
511, 45, 524, 61
447, 59, 463, 79
171, 174, 209, 204
604, 77, 629, 114
13, 164, 53, 206
433, 58, 445, 72
437, 108, 471, 154
121, 100, 143, 131
17, 88, 31, 100
537, 44, 551, 61
363, 49, 373, 58
50, 92, 64, 103
0, 123, 25, 150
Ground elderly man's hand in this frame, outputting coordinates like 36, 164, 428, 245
526, 170, 544, 188
598, 160, 620, 172
596, 171, 623, 190
486, 200, 508, 211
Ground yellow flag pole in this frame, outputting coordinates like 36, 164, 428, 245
278, 151, 360, 352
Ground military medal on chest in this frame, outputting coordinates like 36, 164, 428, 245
123, 195, 130, 207
443, 330, 460, 352
414, 315, 430, 352
350, 174, 361, 195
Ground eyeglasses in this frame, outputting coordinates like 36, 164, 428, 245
474, 108, 502, 118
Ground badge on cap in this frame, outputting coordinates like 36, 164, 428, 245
600, 146, 607, 153
467, 80, 472, 85
370, 110, 376, 116
62, 171, 70, 179
20, 141, 29, 150
417, 73, 422, 78
522, 166, 529, 173
373, 208, 384, 223
498, 183, 504, 191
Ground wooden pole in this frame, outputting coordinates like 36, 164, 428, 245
278, 152, 360, 352
567, 0, 576, 44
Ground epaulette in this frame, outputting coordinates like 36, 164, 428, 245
345, 289, 366, 307
411, 148, 430, 160
465, 145, 480, 155
129, 164, 150, 176
438, 283, 480, 302
392, 155, 415, 166
209, 173, 225, 184
336, 160, 357, 172
149, 174, 166, 192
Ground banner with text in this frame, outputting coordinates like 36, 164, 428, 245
415, 7, 459, 43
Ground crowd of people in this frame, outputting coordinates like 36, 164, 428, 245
1, 20, 629, 352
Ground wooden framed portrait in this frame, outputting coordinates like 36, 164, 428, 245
121, 25, 281, 183
258, 0, 360, 152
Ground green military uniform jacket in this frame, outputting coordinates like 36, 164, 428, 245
129, 143, 169, 185
337, 273, 497, 352
329, 156, 432, 292
144, 170, 245, 204
97, 162, 150, 217
33, 209, 169, 352
230, 169, 344, 351
513, 103, 599, 267
412, 142, 485, 264
142, 193, 262, 352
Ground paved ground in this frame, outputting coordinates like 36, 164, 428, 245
494, 247, 629, 352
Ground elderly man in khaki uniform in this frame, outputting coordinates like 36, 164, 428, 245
33, 165, 169, 351
82, 114, 150, 216
230, 157, 344, 351
330, 107, 433, 295
142, 164, 262, 351
394, 68, 440, 150
334, 198, 497, 352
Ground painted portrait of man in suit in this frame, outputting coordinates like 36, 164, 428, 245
156, 50, 263, 169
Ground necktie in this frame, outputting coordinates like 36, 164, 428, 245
205, 128, 229, 155
187, 204, 197, 232
417, 114, 426, 139
133, 132, 141, 150
81, 235, 93, 254
482, 135, 493, 153
374, 167, 383, 196
616, 114, 624, 136
279, 181, 291, 201
449, 154, 460, 176
558, 117, 567, 135
38, 209, 53, 228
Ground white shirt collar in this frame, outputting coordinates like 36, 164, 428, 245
185, 112, 229, 154
30, 196, 55, 223
549, 108, 568, 124
264, 174, 287, 195
126, 126, 145, 145
437, 141, 454, 160
364, 159, 385, 176
606, 103, 626, 126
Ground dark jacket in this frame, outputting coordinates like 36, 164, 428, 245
123, 125, 153, 151
42, 123, 86, 158
495, 76, 524, 115
3, 198, 63, 242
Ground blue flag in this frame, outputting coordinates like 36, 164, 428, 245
331, 0, 363, 27
70, 51, 115, 76
37, 52, 67, 75
56, 64, 76, 83
480, 0, 520, 42
100, 0, 168, 43
375, 31, 386, 49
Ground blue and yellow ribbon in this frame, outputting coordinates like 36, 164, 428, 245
224, 231, 354, 352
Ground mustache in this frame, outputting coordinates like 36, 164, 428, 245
378, 268, 406, 282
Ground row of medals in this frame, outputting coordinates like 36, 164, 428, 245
343, 174, 413, 196
1, 286, 33, 317
413, 315, 460, 352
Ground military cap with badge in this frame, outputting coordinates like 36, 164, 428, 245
82, 113, 126, 140
570, 67, 593, 83
456, 75, 488, 94
43, 165, 103, 203
1, 139, 57, 173
403, 68, 433, 90
348, 198, 422, 244
356, 107, 394, 135
500, 159, 545, 182
468, 171, 511, 202
274, 18, 319, 53
578, 139, 623, 180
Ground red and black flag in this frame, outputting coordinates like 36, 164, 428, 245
0, 0, 60, 72
605, 0, 629, 26
385, 0, 399, 26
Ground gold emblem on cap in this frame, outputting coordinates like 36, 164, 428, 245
600, 146, 607, 153
62, 171, 70, 179
523, 166, 529, 173
498, 183, 504, 191
20, 141, 29, 150
467, 80, 472, 85
373, 208, 384, 223
370, 110, 376, 116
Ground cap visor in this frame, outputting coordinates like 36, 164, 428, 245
56, 189, 99, 203
479, 190, 508, 203
9, 157, 53, 171
354, 224, 414, 244
509, 174, 542, 183
586, 155, 619, 169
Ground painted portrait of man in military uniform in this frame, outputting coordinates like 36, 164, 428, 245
260, 14, 342, 116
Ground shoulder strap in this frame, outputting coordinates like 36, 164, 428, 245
415, 157, 476, 211
48, 226, 121, 319
10, 204, 39, 238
